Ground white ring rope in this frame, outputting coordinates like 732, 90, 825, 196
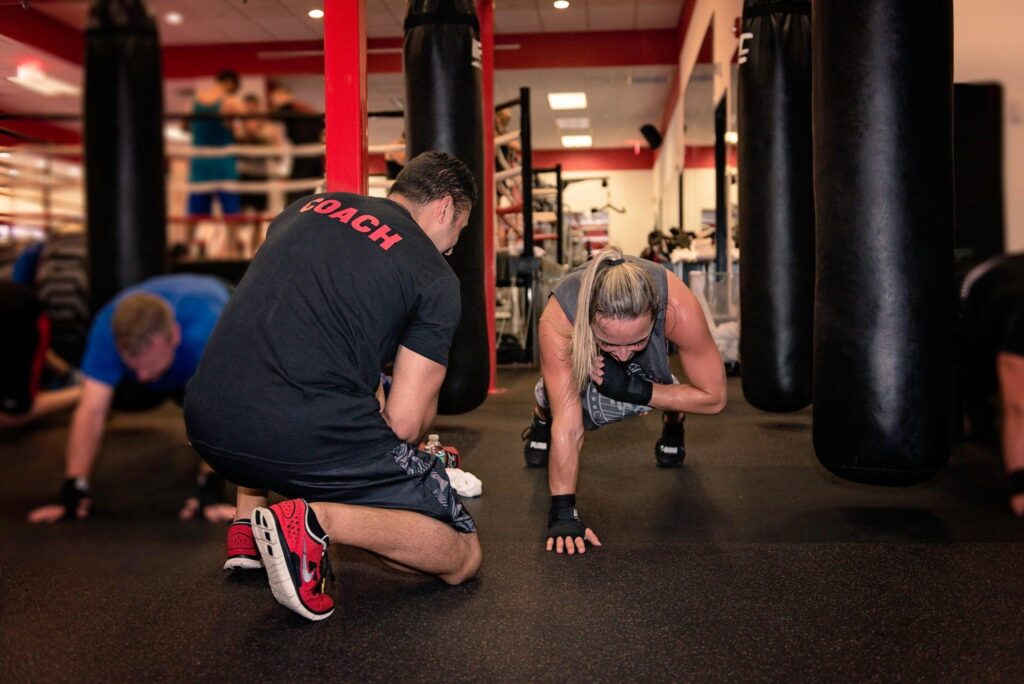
495, 130, 521, 146
167, 143, 323, 158
4, 130, 520, 161
367, 142, 406, 155
173, 177, 324, 193
368, 177, 395, 189
0, 170, 79, 188
495, 167, 522, 183
0, 144, 81, 155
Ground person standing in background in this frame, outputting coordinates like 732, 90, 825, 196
187, 70, 245, 255
235, 93, 281, 255
268, 82, 325, 206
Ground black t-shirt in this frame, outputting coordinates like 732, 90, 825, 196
184, 193, 460, 466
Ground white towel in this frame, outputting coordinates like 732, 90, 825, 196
446, 468, 482, 497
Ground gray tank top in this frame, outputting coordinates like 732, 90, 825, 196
552, 256, 672, 429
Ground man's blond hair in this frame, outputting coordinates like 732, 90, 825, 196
112, 293, 175, 356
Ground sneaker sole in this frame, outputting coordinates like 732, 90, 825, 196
223, 556, 263, 571
251, 507, 334, 621
654, 446, 686, 468
524, 454, 549, 468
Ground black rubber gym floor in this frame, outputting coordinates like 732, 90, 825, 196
2, 368, 1022, 681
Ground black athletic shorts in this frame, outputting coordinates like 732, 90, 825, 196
238, 173, 268, 212
1001, 312, 1024, 357
191, 441, 476, 534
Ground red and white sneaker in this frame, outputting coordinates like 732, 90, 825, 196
223, 519, 263, 571
251, 500, 335, 621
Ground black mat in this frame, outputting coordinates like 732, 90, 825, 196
2, 369, 1022, 681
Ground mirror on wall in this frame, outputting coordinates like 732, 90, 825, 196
677, 35, 716, 275
674, 20, 739, 370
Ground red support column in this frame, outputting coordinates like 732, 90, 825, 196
479, 0, 497, 392
324, 0, 367, 193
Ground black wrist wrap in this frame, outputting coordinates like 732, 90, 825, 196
59, 477, 90, 511
196, 473, 226, 510
547, 494, 585, 539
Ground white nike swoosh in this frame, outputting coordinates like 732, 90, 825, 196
301, 539, 316, 583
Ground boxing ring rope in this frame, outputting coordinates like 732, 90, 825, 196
2, 99, 563, 369
1, 102, 560, 262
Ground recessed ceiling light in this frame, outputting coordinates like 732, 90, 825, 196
547, 92, 587, 111
7, 62, 79, 97
556, 117, 589, 129
164, 12, 184, 25
308, 8, 324, 19
553, 1, 570, 9
561, 134, 593, 148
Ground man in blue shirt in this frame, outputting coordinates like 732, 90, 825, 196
27, 274, 233, 524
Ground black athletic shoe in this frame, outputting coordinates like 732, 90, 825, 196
655, 419, 686, 468
522, 415, 550, 468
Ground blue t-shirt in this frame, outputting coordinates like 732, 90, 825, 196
81, 274, 230, 391
189, 99, 238, 183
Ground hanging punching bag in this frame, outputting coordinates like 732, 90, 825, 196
812, 0, 954, 485
84, 0, 167, 313
404, 0, 488, 414
737, 0, 814, 412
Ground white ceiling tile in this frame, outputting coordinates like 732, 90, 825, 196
587, 6, 638, 31
635, 0, 681, 30
538, 6, 590, 32
367, 0, 405, 37
494, 7, 544, 33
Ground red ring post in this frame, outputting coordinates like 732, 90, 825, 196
479, 0, 497, 392
324, 0, 367, 194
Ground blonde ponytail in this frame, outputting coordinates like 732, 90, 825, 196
566, 246, 661, 394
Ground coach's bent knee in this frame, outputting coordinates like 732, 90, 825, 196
441, 534, 482, 585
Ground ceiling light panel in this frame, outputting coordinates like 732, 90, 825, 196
547, 92, 587, 111
561, 134, 593, 148
555, 117, 590, 129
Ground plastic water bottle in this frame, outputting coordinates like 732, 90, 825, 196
424, 434, 447, 466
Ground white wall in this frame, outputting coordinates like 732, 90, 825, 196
656, 0, 1024, 253
652, 0, 743, 239
955, 0, 1024, 250
655, 98, 684, 231
561, 169, 654, 258
683, 168, 716, 235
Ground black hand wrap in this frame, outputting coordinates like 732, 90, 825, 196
595, 352, 653, 405
196, 472, 226, 511
59, 477, 90, 513
547, 494, 586, 541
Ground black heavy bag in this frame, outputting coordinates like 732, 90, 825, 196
812, 0, 954, 485
737, 0, 814, 411
84, 0, 166, 313
404, 0, 488, 414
